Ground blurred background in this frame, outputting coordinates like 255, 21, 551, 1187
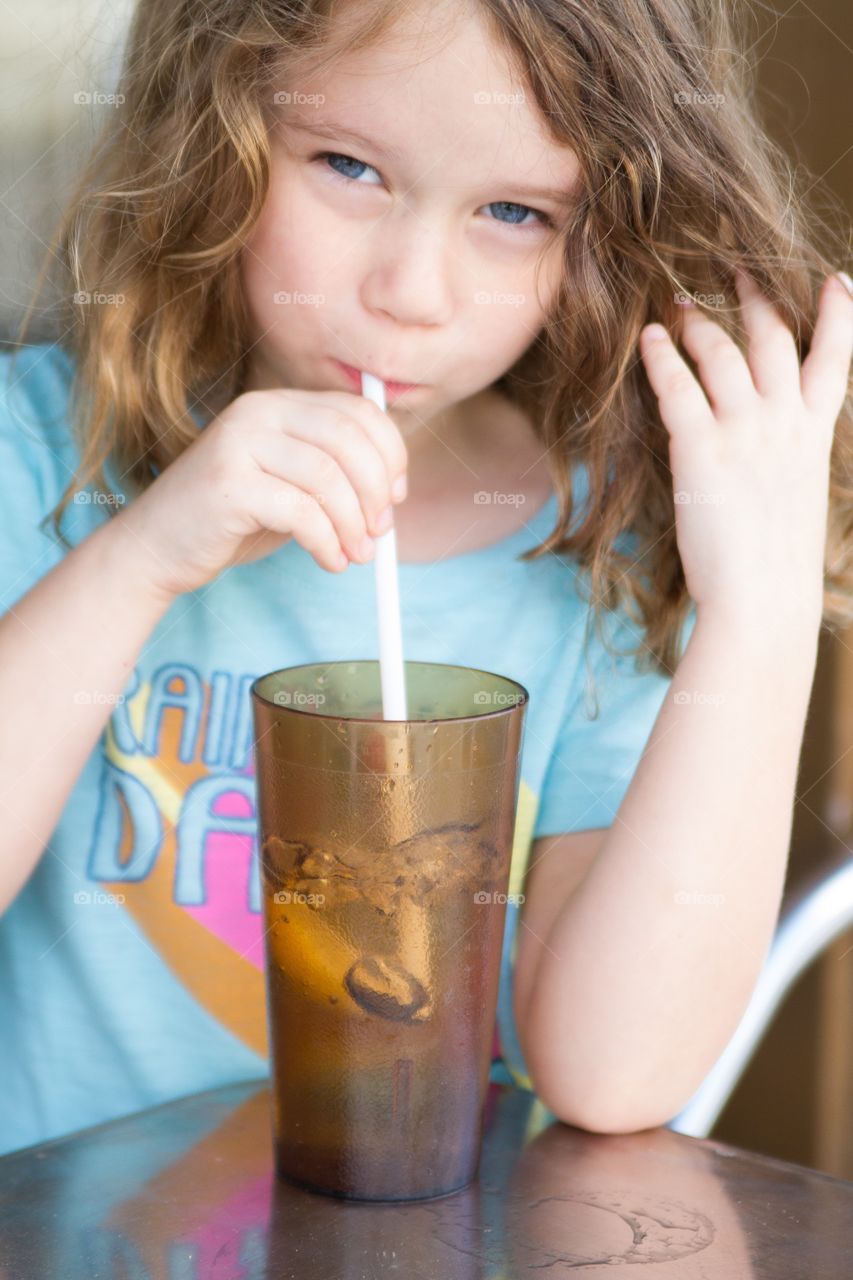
1, 1, 851, 1176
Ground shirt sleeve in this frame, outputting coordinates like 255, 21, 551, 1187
533, 598, 697, 837
0, 344, 79, 616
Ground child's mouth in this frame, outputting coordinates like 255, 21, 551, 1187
329, 358, 427, 402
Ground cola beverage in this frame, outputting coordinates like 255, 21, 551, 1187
251, 660, 527, 1201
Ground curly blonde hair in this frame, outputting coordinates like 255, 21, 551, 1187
12, 0, 853, 680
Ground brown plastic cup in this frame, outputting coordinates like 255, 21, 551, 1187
250, 659, 528, 1201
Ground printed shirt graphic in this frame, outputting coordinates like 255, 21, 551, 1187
0, 344, 694, 1153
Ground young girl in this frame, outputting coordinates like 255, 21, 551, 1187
1, 0, 851, 1154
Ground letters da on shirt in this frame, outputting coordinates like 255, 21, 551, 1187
86, 663, 263, 913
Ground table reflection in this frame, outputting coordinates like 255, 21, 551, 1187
0, 1079, 849, 1278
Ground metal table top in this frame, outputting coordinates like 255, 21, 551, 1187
0, 1079, 849, 1277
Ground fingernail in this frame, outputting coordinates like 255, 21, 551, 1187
644, 324, 669, 342
836, 271, 853, 299
392, 474, 408, 502
374, 505, 394, 533
358, 535, 375, 560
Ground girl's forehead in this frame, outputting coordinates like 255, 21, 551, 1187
273, 3, 578, 191
284, 0, 507, 88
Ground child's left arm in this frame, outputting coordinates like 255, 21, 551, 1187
518, 270, 853, 1133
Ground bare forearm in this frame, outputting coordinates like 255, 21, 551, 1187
0, 517, 175, 914
518, 608, 821, 1132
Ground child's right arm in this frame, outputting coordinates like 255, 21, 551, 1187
0, 387, 408, 915
0, 514, 177, 914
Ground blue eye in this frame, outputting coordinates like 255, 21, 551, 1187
484, 201, 553, 230
314, 152, 555, 230
319, 151, 381, 183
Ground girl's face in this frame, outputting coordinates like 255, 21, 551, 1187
240, 0, 580, 421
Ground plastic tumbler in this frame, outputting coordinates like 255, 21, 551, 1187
250, 659, 528, 1201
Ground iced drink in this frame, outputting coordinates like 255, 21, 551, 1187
251, 659, 527, 1201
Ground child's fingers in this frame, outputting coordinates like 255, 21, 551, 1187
800, 273, 853, 422
733, 268, 801, 401
249, 431, 377, 561
347, 394, 410, 491
639, 324, 713, 437
271, 407, 395, 535
252, 473, 348, 573
676, 304, 756, 416
283, 389, 409, 493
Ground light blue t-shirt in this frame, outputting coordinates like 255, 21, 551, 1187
0, 342, 694, 1154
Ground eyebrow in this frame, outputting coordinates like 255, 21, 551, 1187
283, 117, 575, 205
285, 118, 406, 162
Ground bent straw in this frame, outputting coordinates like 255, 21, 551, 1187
360, 371, 408, 722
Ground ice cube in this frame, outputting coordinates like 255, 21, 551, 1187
262, 836, 308, 886
361, 878, 404, 916
300, 848, 348, 879
344, 955, 431, 1022
392, 820, 498, 889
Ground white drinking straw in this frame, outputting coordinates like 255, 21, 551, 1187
360, 371, 408, 721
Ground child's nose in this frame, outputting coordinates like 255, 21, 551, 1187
360, 216, 455, 328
